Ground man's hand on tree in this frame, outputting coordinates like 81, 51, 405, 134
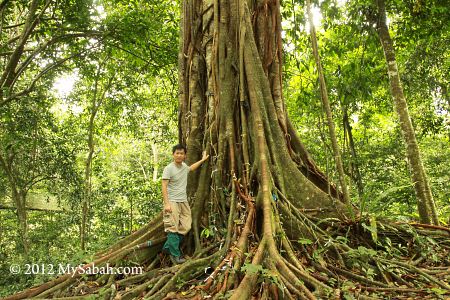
190, 151, 210, 171
202, 151, 209, 161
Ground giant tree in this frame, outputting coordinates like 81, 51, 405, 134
6, 1, 450, 299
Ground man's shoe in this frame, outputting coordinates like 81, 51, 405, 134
169, 255, 186, 265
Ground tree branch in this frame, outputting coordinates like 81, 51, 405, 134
104, 41, 156, 67
0, 0, 41, 88
2, 34, 21, 47
0, 44, 100, 107
0, 0, 10, 13
0, 152, 9, 175
2, 22, 26, 29
25, 175, 57, 193
10, 31, 104, 89
0, 49, 34, 56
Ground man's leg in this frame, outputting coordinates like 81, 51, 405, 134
177, 202, 192, 252
178, 202, 192, 235
162, 232, 181, 257
162, 202, 181, 257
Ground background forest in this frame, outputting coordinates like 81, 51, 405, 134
0, 0, 448, 295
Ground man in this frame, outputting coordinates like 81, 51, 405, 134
161, 144, 209, 264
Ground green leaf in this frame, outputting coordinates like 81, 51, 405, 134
298, 238, 313, 245
241, 263, 263, 275
430, 287, 447, 296
361, 216, 378, 243
200, 228, 210, 238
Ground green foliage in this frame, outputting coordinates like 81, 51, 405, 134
0, 91, 81, 201
240, 263, 282, 289
283, 0, 449, 222
0, 0, 180, 294
347, 246, 377, 262
403, 225, 440, 263
201, 226, 216, 239
361, 216, 378, 243
298, 238, 314, 245
240, 263, 263, 275
0, 210, 87, 296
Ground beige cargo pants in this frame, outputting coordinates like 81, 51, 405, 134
163, 201, 192, 235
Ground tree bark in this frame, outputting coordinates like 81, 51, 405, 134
376, 0, 439, 225
306, 0, 351, 204
80, 67, 100, 251
343, 107, 364, 198
0, 0, 40, 91
151, 142, 158, 182
13, 189, 29, 255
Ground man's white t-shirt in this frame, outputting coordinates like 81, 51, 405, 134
162, 162, 190, 202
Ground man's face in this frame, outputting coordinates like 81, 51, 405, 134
173, 149, 186, 164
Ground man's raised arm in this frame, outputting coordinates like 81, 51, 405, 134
189, 151, 209, 171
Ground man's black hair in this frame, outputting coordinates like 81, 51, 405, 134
172, 144, 187, 154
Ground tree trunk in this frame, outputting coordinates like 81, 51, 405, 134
13, 189, 29, 255
440, 83, 450, 140
177, 1, 350, 295
376, 0, 439, 225
129, 197, 133, 233
151, 142, 158, 182
0, 153, 29, 254
343, 107, 364, 198
179, 0, 349, 251
80, 70, 100, 251
306, 0, 351, 204
80, 61, 115, 250
0, 0, 40, 94
80, 110, 95, 251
